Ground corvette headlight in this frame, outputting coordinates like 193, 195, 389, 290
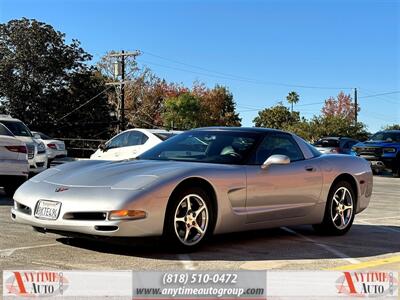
383, 147, 396, 153
111, 175, 158, 190
108, 210, 146, 220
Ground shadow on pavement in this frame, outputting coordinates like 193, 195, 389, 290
0, 191, 13, 206
56, 224, 400, 261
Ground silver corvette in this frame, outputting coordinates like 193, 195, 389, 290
12, 128, 373, 250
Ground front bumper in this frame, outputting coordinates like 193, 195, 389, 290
47, 148, 68, 160
360, 156, 396, 171
11, 181, 166, 237
11, 207, 152, 237
28, 152, 48, 173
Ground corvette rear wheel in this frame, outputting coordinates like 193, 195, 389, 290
313, 181, 355, 235
164, 187, 214, 251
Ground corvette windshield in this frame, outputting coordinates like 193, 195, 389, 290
369, 132, 400, 142
139, 130, 260, 164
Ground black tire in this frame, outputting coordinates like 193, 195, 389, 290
313, 181, 356, 235
163, 186, 215, 252
372, 168, 380, 175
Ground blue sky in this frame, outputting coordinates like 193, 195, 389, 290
1, 0, 399, 132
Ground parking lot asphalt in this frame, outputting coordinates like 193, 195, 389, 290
1, 175, 399, 283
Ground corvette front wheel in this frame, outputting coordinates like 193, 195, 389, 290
164, 187, 214, 251
313, 181, 355, 235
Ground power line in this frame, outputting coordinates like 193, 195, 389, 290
358, 88, 399, 105
139, 54, 353, 90
359, 91, 400, 99
56, 57, 142, 124
56, 86, 114, 123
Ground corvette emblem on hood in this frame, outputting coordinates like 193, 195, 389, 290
55, 187, 69, 193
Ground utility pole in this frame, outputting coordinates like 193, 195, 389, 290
354, 88, 358, 124
120, 50, 125, 131
106, 50, 141, 132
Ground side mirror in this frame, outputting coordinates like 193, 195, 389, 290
261, 154, 290, 170
98, 143, 106, 151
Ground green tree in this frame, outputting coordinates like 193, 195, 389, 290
53, 70, 116, 138
199, 85, 241, 127
253, 104, 300, 129
307, 116, 369, 142
383, 124, 400, 130
163, 93, 202, 130
286, 91, 300, 112
0, 18, 113, 138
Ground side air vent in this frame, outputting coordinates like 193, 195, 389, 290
94, 225, 118, 232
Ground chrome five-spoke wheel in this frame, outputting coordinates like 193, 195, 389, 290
330, 187, 353, 230
174, 194, 209, 246
313, 181, 356, 235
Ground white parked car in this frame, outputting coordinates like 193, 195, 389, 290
0, 115, 48, 174
0, 123, 29, 196
90, 128, 182, 160
32, 131, 67, 162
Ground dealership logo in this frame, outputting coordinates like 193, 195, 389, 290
55, 186, 69, 192
336, 271, 398, 296
5, 271, 69, 297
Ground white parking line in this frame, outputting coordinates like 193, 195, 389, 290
357, 216, 400, 221
0, 243, 60, 257
177, 254, 197, 270
281, 227, 360, 264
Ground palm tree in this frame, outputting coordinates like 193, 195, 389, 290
286, 91, 300, 112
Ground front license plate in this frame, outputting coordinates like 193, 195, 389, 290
35, 200, 61, 220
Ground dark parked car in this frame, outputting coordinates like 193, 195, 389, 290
313, 137, 359, 155
351, 130, 400, 177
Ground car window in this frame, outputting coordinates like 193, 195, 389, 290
348, 140, 358, 148
127, 131, 148, 146
369, 131, 400, 142
314, 139, 339, 147
153, 133, 177, 141
306, 143, 322, 157
139, 131, 260, 164
254, 134, 304, 164
342, 141, 350, 149
39, 132, 51, 140
0, 123, 13, 136
107, 132, 129, 149
0, 120, 32, 137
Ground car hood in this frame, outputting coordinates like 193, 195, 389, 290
30, 159, 216, 189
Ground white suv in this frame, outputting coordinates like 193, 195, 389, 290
0, 115, 48, 174
0, 123, 29, 196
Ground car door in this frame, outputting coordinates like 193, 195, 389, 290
245, 133, 323, 223
118, 131, 149, 160
101, 132, 129, 160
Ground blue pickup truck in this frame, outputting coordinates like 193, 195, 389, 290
351, 130, 400, 177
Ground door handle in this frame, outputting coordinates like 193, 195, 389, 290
305, 166, 315, 172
